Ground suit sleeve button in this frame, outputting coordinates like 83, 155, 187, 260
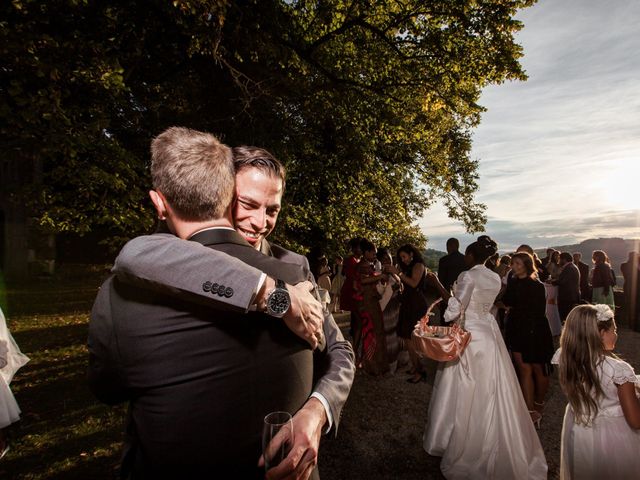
202, 281, 212, 292
224, 287, 234, 298
210, 283, 219, 294
217, 284, 226, 296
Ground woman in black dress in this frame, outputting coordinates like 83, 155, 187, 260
501, 252, 554, 428
385, 244, 434, 383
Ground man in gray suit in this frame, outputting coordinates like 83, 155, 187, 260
111, 140, 355, 479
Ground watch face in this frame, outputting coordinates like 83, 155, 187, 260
269, 290, 290, 315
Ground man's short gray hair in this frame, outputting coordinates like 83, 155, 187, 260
151, 127, 235, 221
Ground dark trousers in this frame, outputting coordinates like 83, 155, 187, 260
558, 301, 578, 323
350, 311, 363, 362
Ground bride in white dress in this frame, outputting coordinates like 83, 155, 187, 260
423, 236, 548, 479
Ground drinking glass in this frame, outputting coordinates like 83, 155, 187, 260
262, 411, 294, 471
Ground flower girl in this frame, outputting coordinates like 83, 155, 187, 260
554, 304, 640, 480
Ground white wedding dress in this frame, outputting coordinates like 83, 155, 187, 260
552, 350, 640, 480
423, 265, 548, 479
0, 307, 29, 429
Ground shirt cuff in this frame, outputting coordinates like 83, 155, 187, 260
248, 273, 267, 312
310, 392, 333, 434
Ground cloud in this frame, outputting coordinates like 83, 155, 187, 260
419, 0, 640, 249
421, 209, 640, 253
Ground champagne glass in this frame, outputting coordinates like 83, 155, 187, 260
262, 411, 294, 471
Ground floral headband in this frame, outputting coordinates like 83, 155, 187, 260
594, 304, 614, 323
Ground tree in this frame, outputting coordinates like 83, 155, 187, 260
1, 0, 535, 259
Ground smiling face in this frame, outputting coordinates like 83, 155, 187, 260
511, 257, 527, 277
398, 251, 412, 266
233, 167, 283, 249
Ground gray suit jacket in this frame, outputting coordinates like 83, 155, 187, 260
113, 233, 355, 434
112, 233, 264, 313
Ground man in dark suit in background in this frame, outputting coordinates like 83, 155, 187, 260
621, 251, 640, 331
111, 142, 355, 479
551, 252, 581, 322
89, 128, 345, 479
573, 252, 591, 302
438, 238, 468, 293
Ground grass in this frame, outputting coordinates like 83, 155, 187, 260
1, 269, 124, 479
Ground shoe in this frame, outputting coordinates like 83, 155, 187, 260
407, 372, 426, 384
0, 442, 9, 461
529, 410, 542, 429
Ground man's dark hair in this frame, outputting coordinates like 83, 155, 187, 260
232, 146, 286, 189
360, 238, 376, 253
560, 252, 574, 263
348, 237, 362, 251
376, 247, 391, 262
446, 238, 460, 251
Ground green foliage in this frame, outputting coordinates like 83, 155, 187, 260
1, 0, 535, 254
423, 248, 447, 271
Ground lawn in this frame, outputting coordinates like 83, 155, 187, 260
1, 269, 125, 479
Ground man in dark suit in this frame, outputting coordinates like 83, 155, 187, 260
551, 252, 581, 322
89, 128, 350, 479
106, 138, 355, 479
573, 252, 591, 302
438, 238, 467, 292
621, 251, 640, 331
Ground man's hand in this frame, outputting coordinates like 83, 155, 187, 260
258, 397, 327, 480
256, 279, 323, 349
383, 264, 400, 275
284, 281, 324, 350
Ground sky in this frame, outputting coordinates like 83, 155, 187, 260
418, 0, 640, 252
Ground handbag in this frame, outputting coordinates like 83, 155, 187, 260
412, 297, 472, 362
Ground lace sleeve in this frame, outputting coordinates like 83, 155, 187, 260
612, 359, 638, 386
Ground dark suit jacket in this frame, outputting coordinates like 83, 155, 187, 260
576, 261, 590, 293
260, 241, 355, 431
554, 262, 581, 306
89, 229, 314, 479
438, 251, 467, 292
112, 233, 355, 437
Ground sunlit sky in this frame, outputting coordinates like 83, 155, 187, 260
419, 0, 640, 252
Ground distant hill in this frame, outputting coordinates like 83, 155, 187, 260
535, 238, 640, 273
423, 248, 447, 271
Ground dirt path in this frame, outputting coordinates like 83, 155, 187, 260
318, 326, 640, 479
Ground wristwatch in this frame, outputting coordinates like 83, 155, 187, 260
266, 279, 291, 318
